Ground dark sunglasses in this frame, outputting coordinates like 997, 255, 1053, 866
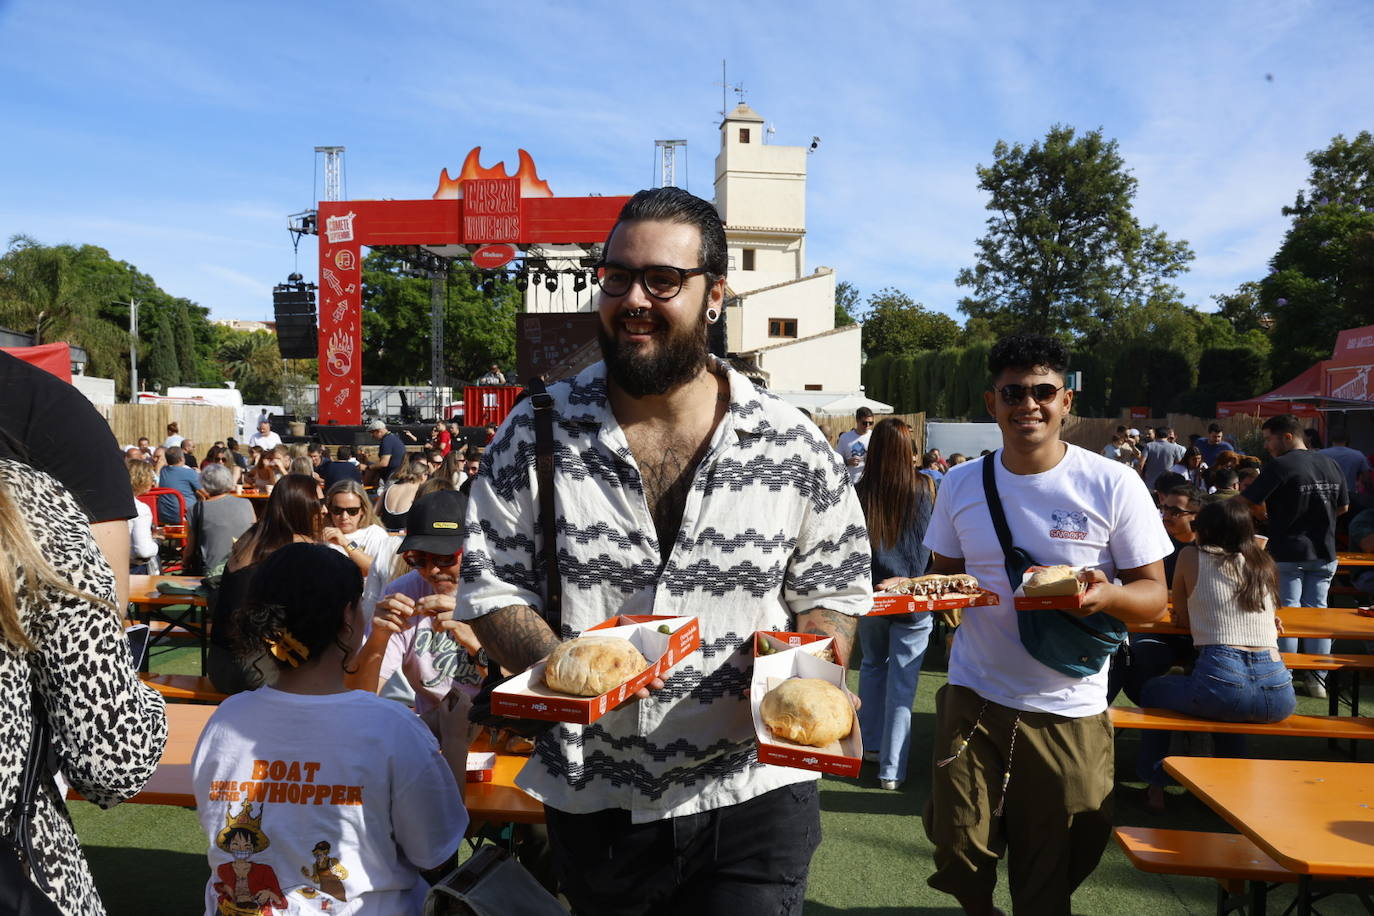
995, 383, 1065, 405
328, 504, 363, 517
403, 550, 460, 569
1160, 506, 1196, 518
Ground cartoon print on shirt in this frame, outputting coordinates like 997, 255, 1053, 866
413, 626, 487, 691
213, 803, 286, 915
1049, 509, 1089, 541
300, 840, 350, 904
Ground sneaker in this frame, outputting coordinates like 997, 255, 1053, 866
879, 779, 902, 791
1306, 672, 1328, 699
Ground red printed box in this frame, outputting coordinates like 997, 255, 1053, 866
870, 589, 1000, 616
751, 637, 862, 778
753, 631, 828, 657
465, 752, 496, 783
1013, 566, 1089, 611
491, 615, 700, 725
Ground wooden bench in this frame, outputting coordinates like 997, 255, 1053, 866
140, 673, 227, 704
1114, 826, 1295, 915
1110, 706, 1374, 760
1282, 652, 1374, 718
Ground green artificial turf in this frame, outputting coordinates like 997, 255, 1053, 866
75, 638, 1372, 914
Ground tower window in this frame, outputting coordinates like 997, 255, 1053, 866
739, 128, 751, 144
768, 318, 797, 339
742, 248, 756, 271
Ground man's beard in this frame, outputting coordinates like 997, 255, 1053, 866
598, 294, 711, 398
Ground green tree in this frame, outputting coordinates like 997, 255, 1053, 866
859, 288, 960, 358
215, 326, 283, 404
144, 311, 180, 391
956, 125, 1194, 338
834, 280, 859, 328
1283, 131, 1374, 218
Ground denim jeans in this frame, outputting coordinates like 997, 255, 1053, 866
858, 611, 932, 783
1136, 645, 1296, 786
1275, 558, 1338, 656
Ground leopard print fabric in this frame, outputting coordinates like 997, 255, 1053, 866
0, 459, 168, 914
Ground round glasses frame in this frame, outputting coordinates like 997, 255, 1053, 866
596, 262, 710, 301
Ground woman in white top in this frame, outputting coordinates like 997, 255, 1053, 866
1169, 445, 1209, 491
1136, 497, 1296, 810
127, 458, 160, 574
320, 480, 393, 576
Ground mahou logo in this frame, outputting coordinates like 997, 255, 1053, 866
325, 330, 353, 377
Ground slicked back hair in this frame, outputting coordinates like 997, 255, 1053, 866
608, 187, 728, 285
987, 333, 1069, 380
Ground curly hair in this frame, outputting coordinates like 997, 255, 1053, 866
232, 542, 362, 671
987, 333, 1069, 380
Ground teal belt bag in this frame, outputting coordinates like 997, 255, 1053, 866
981, 455, 1126, 678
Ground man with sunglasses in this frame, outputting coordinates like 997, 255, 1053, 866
922, 333, 1170, 915
457, 187, 870, 915
836, 406, 875, 483
354, 490, 485, 713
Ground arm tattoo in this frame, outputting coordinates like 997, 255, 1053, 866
795, 607, 858, 667
470, 604, 561, 674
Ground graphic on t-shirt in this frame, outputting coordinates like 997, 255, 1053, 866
214, 803, 286, 915
413, 626, 487, 691
1049, 509, 1089, 541
299, 840, 350, 905
849, 441, 867, 463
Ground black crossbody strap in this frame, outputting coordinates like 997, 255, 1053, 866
6, 691, 54, 892
526, 378, 562, 636
981, 453, 1017, 562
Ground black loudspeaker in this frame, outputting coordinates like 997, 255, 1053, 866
273, 282, 318, 359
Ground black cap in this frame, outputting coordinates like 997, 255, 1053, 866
397, 490, 468, 554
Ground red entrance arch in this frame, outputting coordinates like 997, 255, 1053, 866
316, 149, 628, 425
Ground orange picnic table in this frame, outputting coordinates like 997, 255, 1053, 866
72, 704, 544, 831
128, 573, 210, 672
1336, 551, 1374, 569
1164, 756, 1374, 913
1131, 605, 1374, 640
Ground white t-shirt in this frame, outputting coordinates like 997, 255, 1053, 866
248, 430, 283, 450
924, 445, 1172, 716
836, 428, 872, 483
163, 435, 185, 449
192, 686, 468, 916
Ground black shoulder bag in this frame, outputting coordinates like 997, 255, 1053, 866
0, 694, 64, 916
982, 454, 1127, 678
468, 378, 562, 737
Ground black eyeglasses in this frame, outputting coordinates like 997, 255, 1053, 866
1160, 506, 1196, 518
596, 262, 710, 300
995, 383, 1065, 405
328, 505, 363, 517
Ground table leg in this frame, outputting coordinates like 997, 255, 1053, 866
1298, 875, 1311, 916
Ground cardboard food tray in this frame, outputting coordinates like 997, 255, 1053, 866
870, 589, 1000, 616
1013, 566, 1088, 610
491, 615, 700, 725
465, 752, 496, 783
751, 637, 862, 778
753, 630, 828, 657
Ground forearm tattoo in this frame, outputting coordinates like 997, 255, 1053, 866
796, 607, 858, 665
471, 604, 561, 674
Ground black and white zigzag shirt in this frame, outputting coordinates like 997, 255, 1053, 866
458, 359, 872, 822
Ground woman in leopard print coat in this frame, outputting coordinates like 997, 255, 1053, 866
0, 459, 168, 913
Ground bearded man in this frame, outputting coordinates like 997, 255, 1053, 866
456, 187, 871, 914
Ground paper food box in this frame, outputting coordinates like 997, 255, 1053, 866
871, 582, 1001, 616
465, 752, 496, 783
1013, 566, 1089, 611
491, 615, 700, 725
753, 630, 828, 658
751, 636, 862, 778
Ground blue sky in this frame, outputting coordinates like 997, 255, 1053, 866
2, 0, 1372, 324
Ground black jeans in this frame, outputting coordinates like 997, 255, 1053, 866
545, 781, 822, 916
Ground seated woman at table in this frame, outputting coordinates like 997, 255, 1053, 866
319, 480, 393, 577
127, 457, 160, 574
0, 456, 167, 914
183, 463, 255, 577
248, 450, 281, 491
192, 543, 468, 916
208, 474, 326, 694
1137, 497, 1296, 812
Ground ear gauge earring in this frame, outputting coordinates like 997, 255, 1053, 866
706, 307, 720, 323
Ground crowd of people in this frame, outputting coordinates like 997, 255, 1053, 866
4, 186, 1370, 915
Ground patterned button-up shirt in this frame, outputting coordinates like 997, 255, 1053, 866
458, 359, 871, 822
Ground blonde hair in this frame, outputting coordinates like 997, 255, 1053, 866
324, 480, 380, 528
0, 480, 116, 650
127, 458, 155, 495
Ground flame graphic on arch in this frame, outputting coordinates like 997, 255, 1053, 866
433, 148, 554, 199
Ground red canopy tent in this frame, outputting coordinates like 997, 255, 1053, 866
1217, 324, 1374, 421
1217, 363, 1324, 419
0, 342, 72, 383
